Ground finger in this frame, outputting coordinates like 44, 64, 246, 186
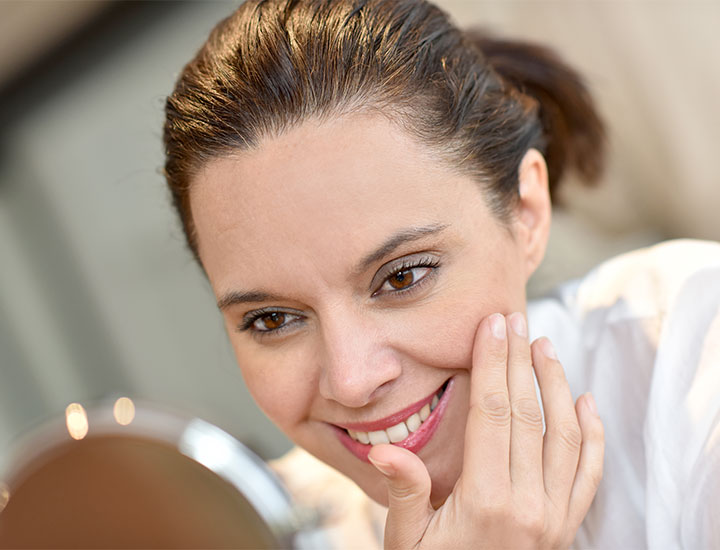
531, 337, 582, 508
507, 313, 544, 491
567, 393, 605, 530
464, 313, 511, 495
368, 444, 434, 549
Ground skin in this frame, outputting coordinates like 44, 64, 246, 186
190, 112, 604, 547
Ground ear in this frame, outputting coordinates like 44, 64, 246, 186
513, 148, 551, 281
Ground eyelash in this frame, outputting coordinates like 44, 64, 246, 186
372, 256, 440, 298
237, 307, 302, 338
237, 256, 441, 338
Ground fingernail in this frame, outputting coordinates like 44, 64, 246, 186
508, 312, 527, 338
368, 455, 394, 477
489, 313, 506, 340
540, 337, 557, 360
584, 393, 598, 416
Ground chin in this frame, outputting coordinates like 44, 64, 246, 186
348, 456, 460, 509
429, 476, 456, 508
354, 383, 469, 508
329, 433, 463, 509
426, 449, 463, 508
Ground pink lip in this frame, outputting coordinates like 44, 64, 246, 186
334, 378, 454, 462
338, 385, 440, 432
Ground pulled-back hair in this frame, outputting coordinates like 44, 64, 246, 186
164, 0, 605, 261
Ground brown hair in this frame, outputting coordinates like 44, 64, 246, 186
164, 0, 605, 262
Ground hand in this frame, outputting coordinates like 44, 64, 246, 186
368, 312, 605, 549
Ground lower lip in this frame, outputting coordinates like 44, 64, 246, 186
334, 378, 455, 463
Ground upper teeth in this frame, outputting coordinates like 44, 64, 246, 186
347, 392, 441, 445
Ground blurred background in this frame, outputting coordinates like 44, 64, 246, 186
0, 0, 718, 463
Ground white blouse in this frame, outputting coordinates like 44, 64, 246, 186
528, 239, 720, 549
273, 239, 720, 549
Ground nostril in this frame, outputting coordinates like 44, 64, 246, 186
366, 378, 395, 401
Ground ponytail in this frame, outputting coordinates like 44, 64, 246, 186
466, 31, 606, 196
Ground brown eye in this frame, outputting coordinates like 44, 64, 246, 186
373, 258, 439, 297
256, 312, 285, 331
388, 269, 415, 290
242, 310, 303, 336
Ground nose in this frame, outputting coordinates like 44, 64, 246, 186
317, 310, 402, 408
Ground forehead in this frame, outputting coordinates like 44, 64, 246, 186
190, 113, 487, 290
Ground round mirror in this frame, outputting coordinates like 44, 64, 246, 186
0, 401, 326, 549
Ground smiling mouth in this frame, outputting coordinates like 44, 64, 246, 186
342, 380, 449, 445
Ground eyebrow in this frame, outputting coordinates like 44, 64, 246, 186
216, 222, 449, 311
352, 222, 450, 275
217, 290, 283, 311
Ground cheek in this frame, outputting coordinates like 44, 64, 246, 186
389, 291, 512, 372
230, 342, 317, 433
388, 257, 525, 370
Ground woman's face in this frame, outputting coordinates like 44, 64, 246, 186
190, 112, 549, 506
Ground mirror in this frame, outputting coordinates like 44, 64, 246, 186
0, 401, 326, 549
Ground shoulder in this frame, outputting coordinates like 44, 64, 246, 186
583, 240, 720, 547
570, 238, 720, 323
629, 241, 720, 546
530, 240, 720, 548
529, 239, 720, 386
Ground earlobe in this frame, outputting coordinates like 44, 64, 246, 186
515, 148, 551, 280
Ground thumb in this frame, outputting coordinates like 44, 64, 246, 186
368, 444, 434, 549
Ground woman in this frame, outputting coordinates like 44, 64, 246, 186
163, 1, 720, 548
